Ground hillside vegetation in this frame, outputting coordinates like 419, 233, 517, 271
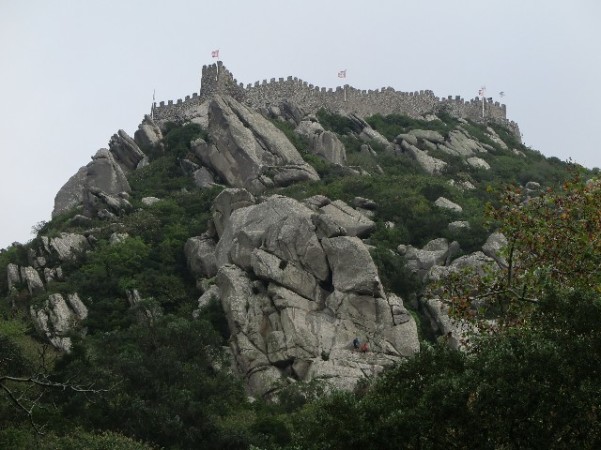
1, 105, 599, 449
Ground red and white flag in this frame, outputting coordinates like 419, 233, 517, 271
338, 70, 347, 78
211, 49, 219, 58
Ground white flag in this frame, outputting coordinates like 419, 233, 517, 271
338, 70, 346, 78
211, 49, 219, 58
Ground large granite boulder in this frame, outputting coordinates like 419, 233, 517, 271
19, 266, 45, 295
321, 236, 384, 297
467, 156, 491, 170
422, 298, 475, 351
206, 191, 419, 396
52, 167, 88, 218
6, 263, 21, 291
215, 194, 327, 281
399, 140, 447, 175
438, 129, 488, 157
295, 116, 347, 165
30, 293, 88, 353
313, 131, 346, 165
84, 188, 132, 219
482, 231, 508, 268
408, 129, 445, 144
85, 149, 131, 196
398, 238, 460, 282
420, 248, 499, 350
108, 129, 146, 172
53, 148, 132, 218
316, 200, 376, 238
347, 113, 393, 151
434, 196, 463, 213
184, 235, 218, 278
212, 188, 256, 238
134, 114, 164, 151
191, 95, 319, 194
48, 233, 91, 261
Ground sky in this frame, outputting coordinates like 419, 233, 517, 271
1, 0, 600, 249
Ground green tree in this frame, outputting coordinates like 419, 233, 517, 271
438, 170, 601, 328
54, 315, 248, 449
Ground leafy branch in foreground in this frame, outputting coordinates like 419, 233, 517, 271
432, 170, 601, 330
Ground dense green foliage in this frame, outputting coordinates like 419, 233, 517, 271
288, 288, 601, 449
54, 316, 248, 449
316, 109, 360, 134
366, 112, 459, 140
1, 110, 595, 448
129, 122, 208, 197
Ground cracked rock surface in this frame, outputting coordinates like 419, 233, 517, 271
199, 188, 419, 396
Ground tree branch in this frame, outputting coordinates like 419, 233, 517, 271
1, 374, 108, 434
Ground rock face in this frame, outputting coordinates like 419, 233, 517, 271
317, 200, 376, 238
53, 148, 132, 218
52, 167, 88, 218
48, 233, 91, 261
191, 95, 319, 194
134, 114, 164, 151
347, 113, 394, 151
108, 129, 146, 172
30, 293, 88, 353
202, 189, 419, 396
398, 140, 447, 175
439, 129, 488, 157
185, 236, 218, 278
312, 131, 346, 165
482, 231, 508, 268
295, 117, 347, 165
84, 149, 131, 197
399, 232, 507, 350
434, 196, 463, 213
399, 238, 460, 282
5, 229, 97, 351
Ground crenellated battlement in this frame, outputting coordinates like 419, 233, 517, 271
153, 63, 513, 129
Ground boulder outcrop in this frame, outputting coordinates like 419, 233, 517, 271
398, 140, 447, 175
197, 189, 419, 396
295, 117, 347, 165
30, 293, 88, 353
191, 95, 319, 194
434, 196, 463, 213
185, 235, 218, 278
134, 114, 164, 151
108, 129, 146, 172
52, 167, 88, 218
53, 148, 132, 218
400, 232, 508, 349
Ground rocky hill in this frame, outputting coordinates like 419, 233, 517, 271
0, 63, 583, 447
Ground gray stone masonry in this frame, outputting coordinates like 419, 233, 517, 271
152, 62, 520, 139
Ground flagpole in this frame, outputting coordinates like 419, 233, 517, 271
211, 50, 220, 80
151, 89, 155, 119
338, 69, 347, 102
479, 86, 486, 118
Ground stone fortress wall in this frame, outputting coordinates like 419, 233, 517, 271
153, 61, 515, 131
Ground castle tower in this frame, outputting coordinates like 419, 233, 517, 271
200, 61, 245, 102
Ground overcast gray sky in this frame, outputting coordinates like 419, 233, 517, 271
1, 0, 600, 249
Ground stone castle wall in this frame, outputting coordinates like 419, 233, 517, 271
153, 62, 512, 128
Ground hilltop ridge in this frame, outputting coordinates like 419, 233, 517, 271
152, 61, 520, 139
